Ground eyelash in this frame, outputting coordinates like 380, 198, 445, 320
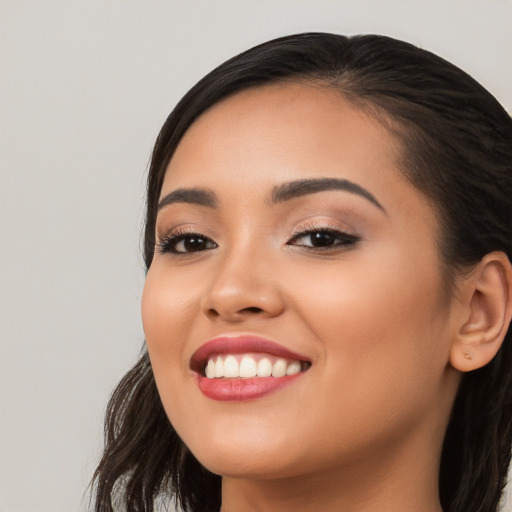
156, 226, 359, 255
156, 229, 218, 255
287, 226, 360, 250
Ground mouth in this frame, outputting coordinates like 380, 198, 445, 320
190, 336, 312, 401
200, 353, 310, 378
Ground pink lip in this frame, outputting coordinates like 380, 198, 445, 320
191, 335, 311, 402
191, 335, 310, 370
195, 374, 304, 402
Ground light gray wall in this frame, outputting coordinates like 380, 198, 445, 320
1, 1, 510, 511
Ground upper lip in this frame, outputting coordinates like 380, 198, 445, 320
190, 334, 311, 373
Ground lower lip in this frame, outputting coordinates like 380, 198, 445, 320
196, 374, 304, 402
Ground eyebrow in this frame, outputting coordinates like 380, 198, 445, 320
158, 188, 218, 210
271, 178, 385, 211
158, 177, 385, 212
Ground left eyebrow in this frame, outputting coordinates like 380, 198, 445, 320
270, 178, 385, 212
158, 188, 218, 210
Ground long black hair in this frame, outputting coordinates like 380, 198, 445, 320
92, 33, 512, 512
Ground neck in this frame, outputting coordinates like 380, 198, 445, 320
220, 425, 445, 512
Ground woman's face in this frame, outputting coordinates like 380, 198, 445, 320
142, 83, 461, 480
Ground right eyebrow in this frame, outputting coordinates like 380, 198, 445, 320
158, 188, 218, 210
270, 177, 385, 212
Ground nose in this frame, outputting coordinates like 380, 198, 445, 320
201, 250, 285, 323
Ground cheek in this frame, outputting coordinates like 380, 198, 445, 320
294, 246, 444, 334
279, 260, 451, 458
141, 264, 206, 434
287, 247, 450, 394
142, 260, 198, 335
141, 263, 197, 383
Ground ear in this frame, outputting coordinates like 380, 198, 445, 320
450, 252, 512, 372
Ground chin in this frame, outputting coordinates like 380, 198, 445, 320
191, 444, 299, 480
176, 416, 304, 479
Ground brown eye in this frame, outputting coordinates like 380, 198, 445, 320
158, 233, 218, 254
176, 235, 213, 253
307, 232, 337, 247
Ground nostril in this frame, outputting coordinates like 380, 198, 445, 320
241, 306, 264, 314
207, 306, 263, 318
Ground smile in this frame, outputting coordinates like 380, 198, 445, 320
191, 336, 312, 401
205, 354, 307, 379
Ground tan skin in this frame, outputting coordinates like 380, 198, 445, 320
142, 83, 512, 512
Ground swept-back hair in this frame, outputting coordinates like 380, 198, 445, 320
92, 33, 512, 512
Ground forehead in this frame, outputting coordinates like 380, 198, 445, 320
162, 82, 404, 194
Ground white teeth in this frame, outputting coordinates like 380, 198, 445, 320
223, 355, 239, 378
240, 356, 257, 378
204, 354, 307, 379
286, 361, 301, 375
271, 358, 287, 378
214, 356, 224, 378
257, 358, 272, 377
206, 359, 215, 379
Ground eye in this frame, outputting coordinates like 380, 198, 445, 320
157, 232, 218, 254
288, 228, 359, 249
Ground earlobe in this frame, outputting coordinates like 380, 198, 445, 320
450, 252, 512, 372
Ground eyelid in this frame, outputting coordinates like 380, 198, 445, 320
156, 225, 203, 242
290, 219, 358, 237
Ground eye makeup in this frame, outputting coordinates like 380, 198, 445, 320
287, 222, 360, 251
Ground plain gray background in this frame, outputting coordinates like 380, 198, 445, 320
1, 1, 511, 511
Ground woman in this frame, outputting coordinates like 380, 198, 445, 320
92, 33, 512, 512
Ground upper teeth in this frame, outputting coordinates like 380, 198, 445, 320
205, 354, 303, 379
